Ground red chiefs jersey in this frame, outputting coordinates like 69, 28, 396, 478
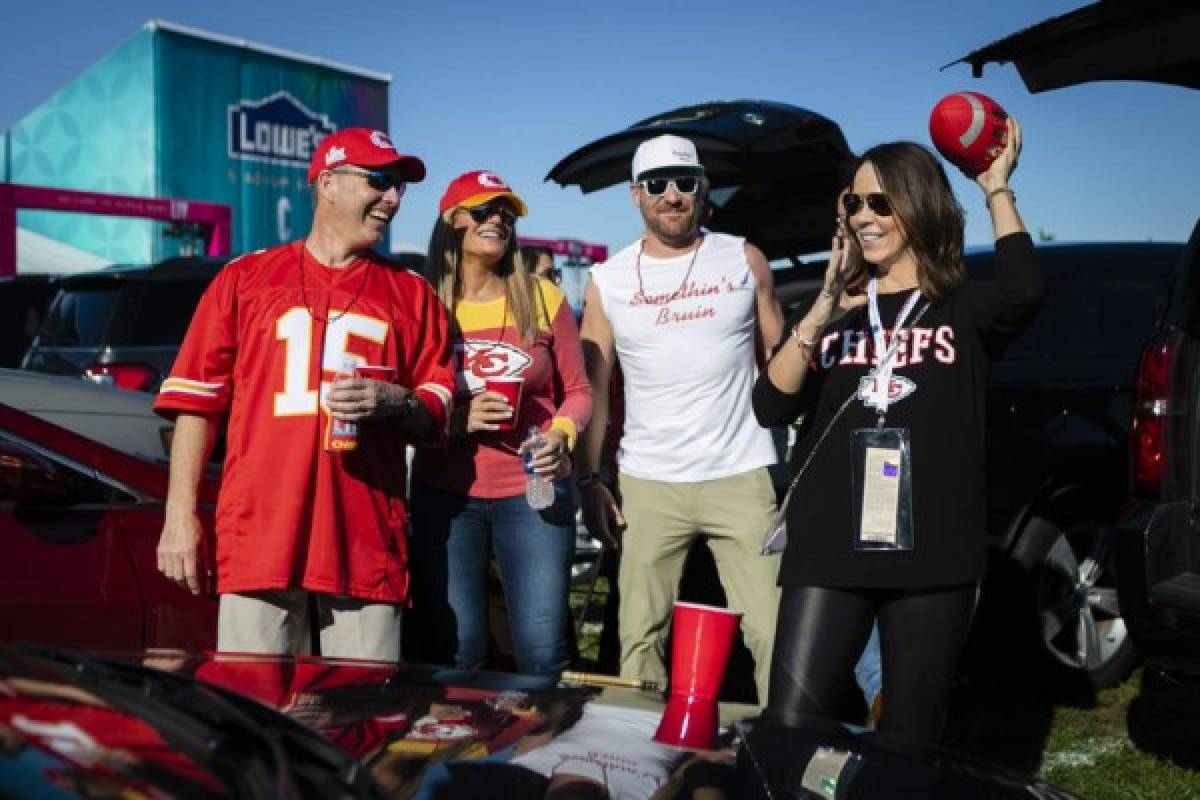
155, 242, 454, 602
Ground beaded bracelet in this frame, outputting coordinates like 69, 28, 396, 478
791, 325, 816, 349
986, 187, 1016, 209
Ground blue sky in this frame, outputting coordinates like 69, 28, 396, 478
3, 0, 1197, 257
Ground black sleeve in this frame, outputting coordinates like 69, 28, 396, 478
753, 308, 821, 427
753, 370, 806, 427
968, 232, 1045, 354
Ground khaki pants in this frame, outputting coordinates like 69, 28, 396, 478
218, 590, 402, 661
617, 468, 781, 703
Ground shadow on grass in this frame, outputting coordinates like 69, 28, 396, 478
1126, 666, 1200, 771
943, 671, 1102, 775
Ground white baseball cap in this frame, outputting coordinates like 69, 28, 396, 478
631, 134, 705, 182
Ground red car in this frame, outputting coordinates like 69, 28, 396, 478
0, 645, 1090, 800
0, 401, 218, 650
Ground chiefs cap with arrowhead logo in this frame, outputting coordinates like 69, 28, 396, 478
438, 170, 528, 217
308, 128, 426, 184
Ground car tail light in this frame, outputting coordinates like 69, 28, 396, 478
83, 363, 159, 392
1130, 334, 1177, 497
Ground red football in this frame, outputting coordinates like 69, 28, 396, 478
928, 92, 1009, 176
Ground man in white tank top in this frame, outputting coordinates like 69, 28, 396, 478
576, 134, 784, 702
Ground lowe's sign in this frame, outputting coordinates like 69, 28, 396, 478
228, 91, 337, 168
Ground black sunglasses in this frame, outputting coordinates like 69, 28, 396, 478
639, 176, 701, 197
842, 192, 892, 217
463, 204, 517, 227
329, 168, 407, 195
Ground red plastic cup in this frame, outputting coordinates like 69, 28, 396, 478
355, 365, 397, 383
324, 365, 398, 453
654, 602, 743, 750
483, 377, 523, 431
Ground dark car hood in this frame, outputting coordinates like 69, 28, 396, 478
0, 645, 1088, 799
950, 0, 1200, 92
547, 100, 855, 260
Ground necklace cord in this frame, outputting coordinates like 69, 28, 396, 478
299, 244, 371, 325
634, 237, 703, 305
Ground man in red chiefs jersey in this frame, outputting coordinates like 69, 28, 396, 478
154, 128, 455, 660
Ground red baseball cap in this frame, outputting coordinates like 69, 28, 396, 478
308, 128, 426, 184
438, 170, 528, 217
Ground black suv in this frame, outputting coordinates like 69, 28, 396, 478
967, 241, 1183, 688
1116, 220, 1200, 673
22, 258, 228, 391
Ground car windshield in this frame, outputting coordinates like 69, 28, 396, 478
35, 277, 211, 349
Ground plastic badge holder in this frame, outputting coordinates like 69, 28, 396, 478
801, 747, 863, 799
849, 427, 914, 552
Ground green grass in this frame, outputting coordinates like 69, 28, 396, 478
944, 668, 1200, 799
568, 573, 609, 664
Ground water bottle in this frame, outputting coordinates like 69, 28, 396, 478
325, 357, 358, 453
524, 426, 554, 510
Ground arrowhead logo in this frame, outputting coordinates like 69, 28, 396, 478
477, 172, 507, 189
455, 340, 532, 394
369, 130, 396, 152
857, 374, 917, 407
325, 146, 346, 166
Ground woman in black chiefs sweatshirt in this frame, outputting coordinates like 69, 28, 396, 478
753, 118, 1043, 748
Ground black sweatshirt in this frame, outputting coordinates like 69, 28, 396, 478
753, 233, 1043, 588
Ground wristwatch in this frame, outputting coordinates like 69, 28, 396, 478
398, 390, 422, 419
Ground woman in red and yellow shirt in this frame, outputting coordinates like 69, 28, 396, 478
410, 171, 591, 677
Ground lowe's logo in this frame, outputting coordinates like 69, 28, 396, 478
228, 91, 336, 168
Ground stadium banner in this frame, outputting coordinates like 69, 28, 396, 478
155, 25, 389, 256
2, 21, 389, 271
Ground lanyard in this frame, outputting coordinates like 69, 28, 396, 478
865, 278, 922, 414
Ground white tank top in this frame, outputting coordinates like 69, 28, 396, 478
592, 232, 777, 482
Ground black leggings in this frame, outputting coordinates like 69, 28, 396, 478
766, 582, 977, 747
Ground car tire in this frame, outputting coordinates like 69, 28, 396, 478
1011, 513, 1139, 689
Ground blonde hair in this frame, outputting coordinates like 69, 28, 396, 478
426, 209, 540, 344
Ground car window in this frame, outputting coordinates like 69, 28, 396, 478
973, 248, 1175, 362
1072, 264, 1172, 359
1005, 291, 1064, 358
37, 288, 121, 347
109, 280, 211, 347
0, 279, 58, 367
0, 436, 112, 507
966, 252, 1069, 360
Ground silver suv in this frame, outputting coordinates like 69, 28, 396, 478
22, 258, 226, 391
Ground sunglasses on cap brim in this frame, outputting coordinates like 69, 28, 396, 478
842, 192, 893, 217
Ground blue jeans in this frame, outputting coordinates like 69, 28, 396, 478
855, 622, 882, 706
409, 479, 576, 677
